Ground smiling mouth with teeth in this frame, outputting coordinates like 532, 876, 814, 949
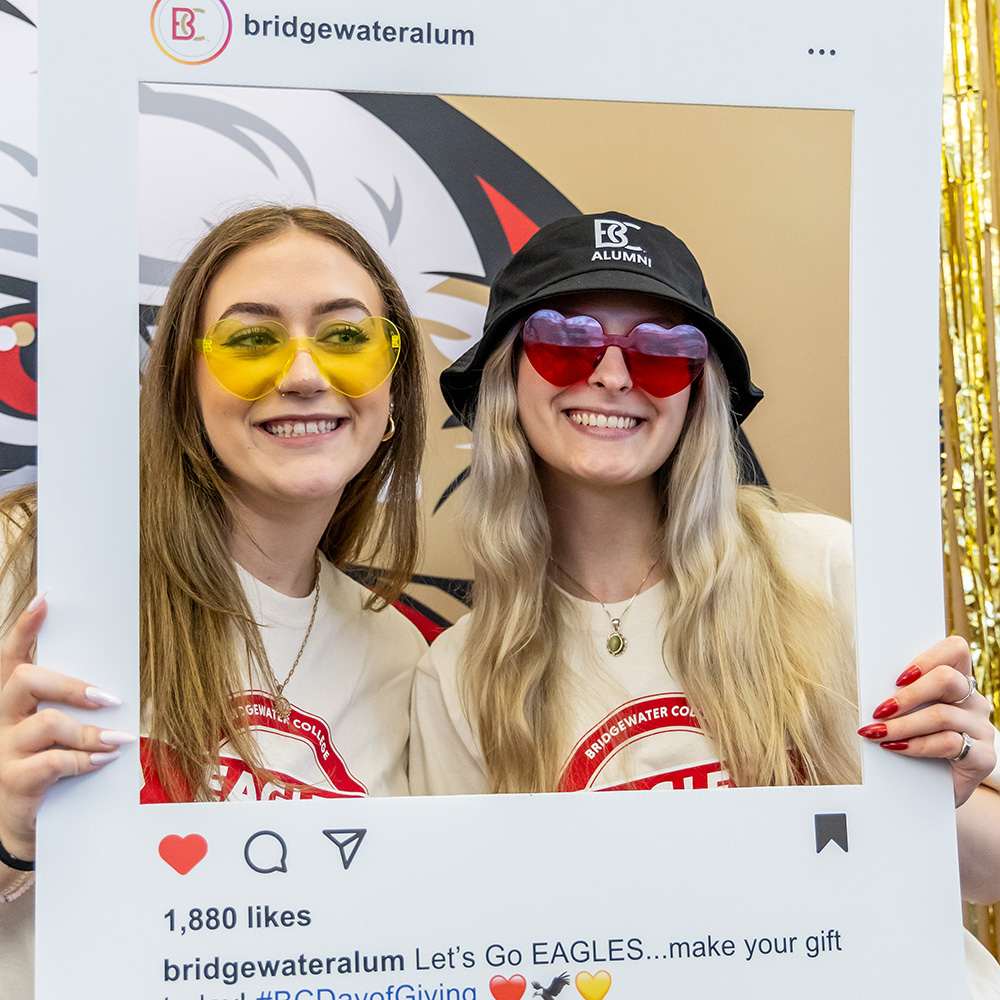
263, 418, 342, 438
568, 411, 639, 430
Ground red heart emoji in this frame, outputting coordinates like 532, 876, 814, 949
489, 975, 526, 1000
158, 834, 208, 874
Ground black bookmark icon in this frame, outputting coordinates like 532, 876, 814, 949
814, 813, 848, 853
323, 829, 367, 869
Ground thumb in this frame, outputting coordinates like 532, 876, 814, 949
1, 591, 47, 685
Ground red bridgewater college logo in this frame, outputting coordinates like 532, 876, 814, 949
150, 0, 233, 64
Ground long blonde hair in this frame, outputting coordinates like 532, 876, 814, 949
0, 485, 37, 637
460, 332, 859, 792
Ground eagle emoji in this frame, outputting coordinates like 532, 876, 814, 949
531, 973, 570, 1000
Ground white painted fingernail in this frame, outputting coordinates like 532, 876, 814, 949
26, 588, 49, 613
90, 751, 121, 766
99, 730, 136, 746
85, 687, 122, 707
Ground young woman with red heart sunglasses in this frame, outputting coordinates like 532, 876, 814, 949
411, 213, 1000, 972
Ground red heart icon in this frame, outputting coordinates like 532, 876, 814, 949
158, 834, 208, 874
489, 975, 526, 1000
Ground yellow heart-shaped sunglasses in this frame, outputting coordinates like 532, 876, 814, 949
196, 317, 401, 400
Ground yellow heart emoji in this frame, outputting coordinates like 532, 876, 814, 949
575, 970, 611, 1000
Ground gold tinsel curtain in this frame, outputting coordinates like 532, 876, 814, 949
942, 0, 1000, 960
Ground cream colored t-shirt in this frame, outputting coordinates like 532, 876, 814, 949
411, 511, 854, 795
141, 556, 425, 801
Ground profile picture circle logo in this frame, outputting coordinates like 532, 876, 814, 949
150, 0, 233, 65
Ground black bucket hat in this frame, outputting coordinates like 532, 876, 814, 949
440, 211, 763, 426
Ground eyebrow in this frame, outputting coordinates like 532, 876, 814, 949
216, 298, 374, 321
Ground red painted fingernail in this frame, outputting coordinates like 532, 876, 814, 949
896, 665, 922, 687
858, 723, 888, 739
872, 698, 898, 720
880, 741, 909, 751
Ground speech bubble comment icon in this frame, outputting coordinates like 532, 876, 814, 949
158, 834, 207, 875
244, 830, 288, 874
575, 971, 611, 1000
489, 975, 526, 1000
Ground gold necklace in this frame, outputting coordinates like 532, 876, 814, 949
550, 559, 657, 657
261, 554, 321, 722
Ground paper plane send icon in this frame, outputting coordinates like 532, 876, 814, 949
323, 829, 367, 870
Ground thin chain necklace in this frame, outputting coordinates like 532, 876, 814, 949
261, 554, 321, 722
550, 558, 657, 657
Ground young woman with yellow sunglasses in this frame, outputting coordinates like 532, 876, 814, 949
0, 205, 428, 995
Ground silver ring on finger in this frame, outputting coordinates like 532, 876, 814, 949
952, 731, 973, 761
952, 674, 977, 705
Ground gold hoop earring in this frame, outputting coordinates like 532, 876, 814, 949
381, 413, 396, 442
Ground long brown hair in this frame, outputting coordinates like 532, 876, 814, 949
139, 205, 425, 799
460, 332, 859, 792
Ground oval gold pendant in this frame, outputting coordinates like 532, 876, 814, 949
607, 622, 627, 657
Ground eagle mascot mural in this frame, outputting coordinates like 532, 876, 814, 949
0, 1, 38, 493
1, 31, 767, 626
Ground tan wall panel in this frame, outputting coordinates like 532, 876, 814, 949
442, 96, 852, 521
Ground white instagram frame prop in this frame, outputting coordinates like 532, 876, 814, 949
35, 2, 961, 998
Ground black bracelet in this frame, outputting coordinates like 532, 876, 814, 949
0, 836, 34, 872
